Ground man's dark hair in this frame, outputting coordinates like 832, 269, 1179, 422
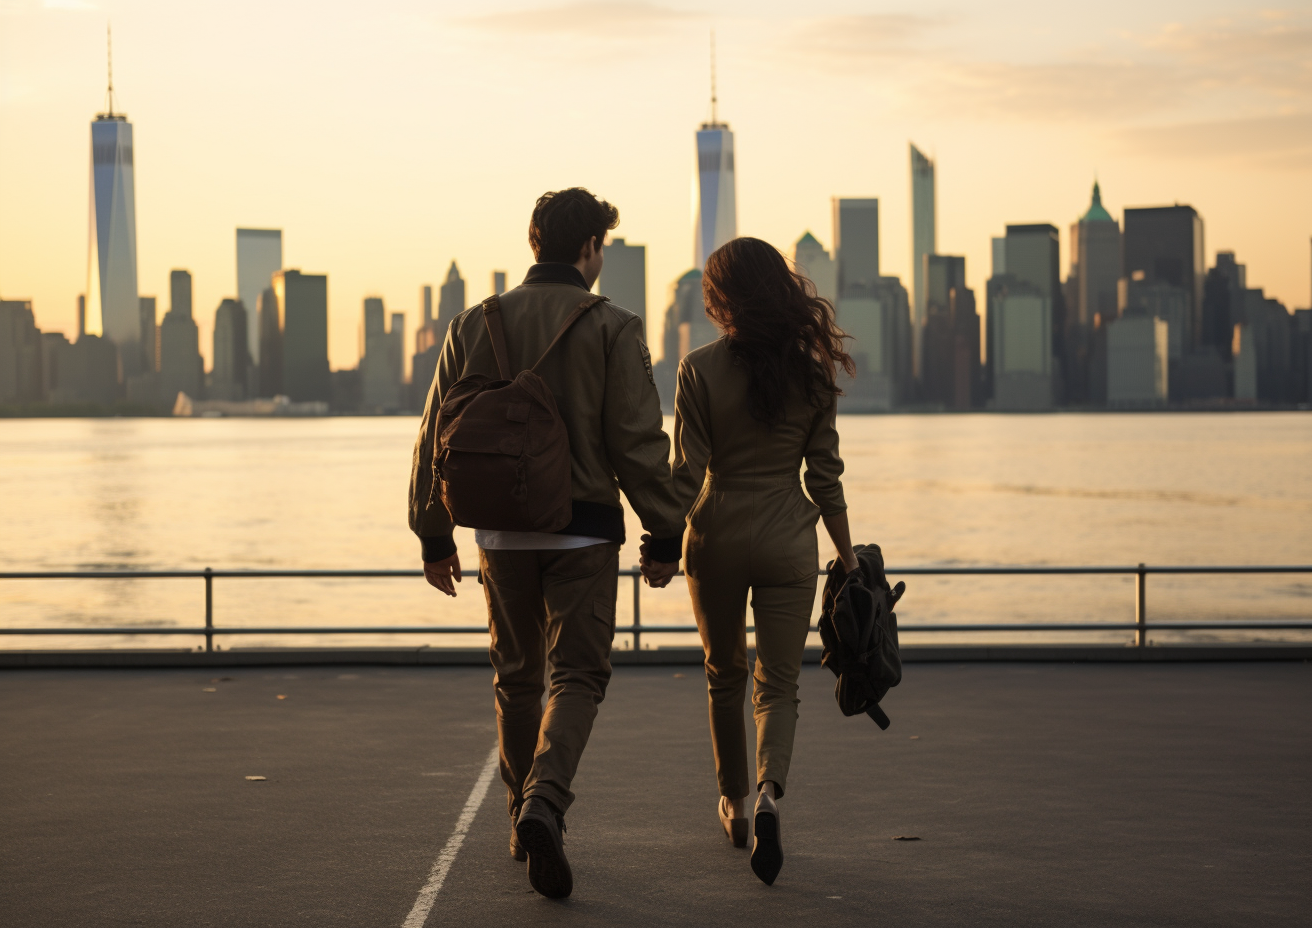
529, 188, 619, 263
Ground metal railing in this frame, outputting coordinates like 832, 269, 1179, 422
2, 564, 1310, 653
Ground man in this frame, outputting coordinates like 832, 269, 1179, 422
408, 188, 683, 899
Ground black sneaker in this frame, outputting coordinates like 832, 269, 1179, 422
510, 819, 527, 862
515, 797, 572, 899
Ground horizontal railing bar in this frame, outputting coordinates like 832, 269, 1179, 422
0, 627, 491, 635
2, 566, 1310, 581
5, 622, 1311, 636
0, 570, 425, 580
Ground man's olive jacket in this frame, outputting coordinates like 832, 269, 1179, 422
408, 263, 686, 563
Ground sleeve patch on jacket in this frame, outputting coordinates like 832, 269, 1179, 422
639, 340, 655, 385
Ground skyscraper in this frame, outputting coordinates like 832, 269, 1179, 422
0, 300, 43, 404
651, 269, 712, 409
211, 298, 250, 401
921, 256, 978, 408
990, 279, 1053, 410
88, 32, 139, 365
793, 233, 836, 306
138, 296, 157, 372
598, 238, 647, 325
273, 270, 329, 403
158, 270, 202, 405
924, 255, 967, 315
257, 287, 282, 397
437, 262, 466, 334
1203, 252, 1246, 359
413, 284, 441, 407
1005, 225, 1061, 305
1069, 182, 1121, 326
910, 144, 936, 372
361, 297, 403, 411
1106, 314, 1168, 407
833, 198, 880, 296
492, 272, 507, 296
1004, 224, 1065, 399
694, 49, 736, 269
1123, 205, 1204, 348
236, 228, 282, 364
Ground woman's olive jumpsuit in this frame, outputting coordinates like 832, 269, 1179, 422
672, 338, 847, 799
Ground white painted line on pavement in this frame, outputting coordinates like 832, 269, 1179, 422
402, 743, 500, 928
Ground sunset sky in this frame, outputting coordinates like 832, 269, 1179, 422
1, 0, 1309, 370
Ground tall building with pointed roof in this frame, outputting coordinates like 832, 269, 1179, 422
792, 232, 836, 305
88, 27, 139, 373
694, 36, 736, 269
1069, 181, 1121, 327
437, 261, 466, 334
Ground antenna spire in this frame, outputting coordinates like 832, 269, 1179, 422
105, 23, 115, 116
710, 30, 717, 125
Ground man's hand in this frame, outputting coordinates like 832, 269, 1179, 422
639, 555, 680, 589
423, 552, 462, 597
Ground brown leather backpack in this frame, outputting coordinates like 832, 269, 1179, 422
430, 294, 605, 532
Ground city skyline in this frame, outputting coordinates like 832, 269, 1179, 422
0, 1, 1309, 373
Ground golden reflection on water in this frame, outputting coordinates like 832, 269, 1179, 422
1, 413, 1309, 648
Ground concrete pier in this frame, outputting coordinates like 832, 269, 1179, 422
2, 662, 1309, 926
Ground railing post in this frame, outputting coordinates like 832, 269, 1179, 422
632, 570, 642, 653
204, 567, 214, 653
1135, 563, 1147, 648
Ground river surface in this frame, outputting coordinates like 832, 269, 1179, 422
2, 414, 1309, 648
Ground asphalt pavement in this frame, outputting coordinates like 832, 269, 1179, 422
2, 661, 1309, 927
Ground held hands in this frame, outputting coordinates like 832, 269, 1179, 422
423, 551, 462, 597
638, 540, 680, 589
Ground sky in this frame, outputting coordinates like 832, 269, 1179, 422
1, 0, 1309, 370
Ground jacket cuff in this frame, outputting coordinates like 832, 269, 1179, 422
644, 532, 683, 564
421, 534, 457, 562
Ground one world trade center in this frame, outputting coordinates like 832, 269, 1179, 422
87, 31, 140, 361
694, 42, 736, 269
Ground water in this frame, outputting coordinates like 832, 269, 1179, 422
2, 414, 1309, 649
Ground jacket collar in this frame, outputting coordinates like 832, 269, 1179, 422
523, 262, 589, 290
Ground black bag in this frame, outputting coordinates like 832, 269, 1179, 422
817, 543, 905, 730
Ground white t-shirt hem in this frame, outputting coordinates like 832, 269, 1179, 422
474, 530, 612, 551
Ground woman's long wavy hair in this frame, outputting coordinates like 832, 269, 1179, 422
702, 237, 854, 427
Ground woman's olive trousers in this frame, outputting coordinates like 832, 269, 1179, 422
686, 478, 819, 799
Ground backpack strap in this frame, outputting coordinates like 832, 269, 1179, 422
480, 296, 513, 380
483, 293, 607, 379
530, 295, 608, 374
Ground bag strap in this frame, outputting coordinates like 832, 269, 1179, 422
481, 296, 513, 380
482, 294, 606, 380
531, 295, 608, 373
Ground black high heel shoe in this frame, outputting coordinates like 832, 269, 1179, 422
751, 790, 783, 885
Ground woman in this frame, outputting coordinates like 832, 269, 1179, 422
659, 236, 858, 885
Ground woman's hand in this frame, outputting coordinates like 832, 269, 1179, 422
821, 510, 859, 576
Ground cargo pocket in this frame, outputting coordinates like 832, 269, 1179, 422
594, 599, 616, 639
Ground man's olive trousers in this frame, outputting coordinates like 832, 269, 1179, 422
479, 543, 620, 818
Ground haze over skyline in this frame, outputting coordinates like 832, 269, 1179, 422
1, 0, 1309, 369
